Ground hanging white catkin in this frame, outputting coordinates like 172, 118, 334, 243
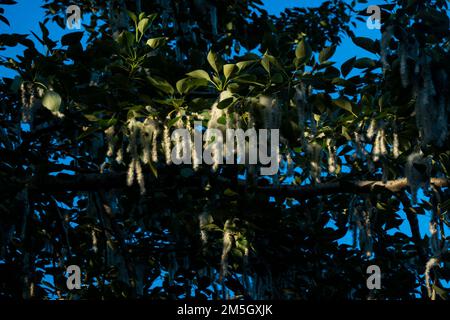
125, 119, 146, 194
425, 257, 439, 299
135, 159, 145, 194
380, 129, 387, 155
152, 127, 159, 163
326, 138, 336, 174
126, 118, 139, 186
372, 129, 381, 162
366, 119, 376, 140
116, 147, 124, 164
220, 220, 233, 281
189, 117, 201, 171
198, 210, 213, 245
141, 119, 155, 165
205, 91, 230, 171
163, 123, 172, 165
127, 159, 136, 187
91, 229, 98, 253
105, 126, 115, 157
393, 132, 400, 158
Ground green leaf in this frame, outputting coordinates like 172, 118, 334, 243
223, 64, 235, 79
61, 32, 83, 46
167, 116, 182, 128
341, 56, 356, 78
176, 77, 208, 95
148, 76, 174, 95
186, 69, 211, 82
352, 37, 377, 54
261, 55, 271, 73
354, 58, 376, 69
236, 60, 255, 71
217, 116, 227, 125
295, 39, 312, 62
433, 285, 448, 300
42, 90, 62, 114
149, 161, 158, 178
137, 18, 151, 35
333, 98, 354, 115
118, 31, 135, 47
207, 51, 220, 74
319, 45, 337, 63
271, 73, 283, 84
224, 188, 239, 197
127, 11, 137, 23
146, 37, 165, 49
217, 97, 235, 110
341, 126, 352, 140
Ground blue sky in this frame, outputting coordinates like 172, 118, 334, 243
0, 0, 379, 77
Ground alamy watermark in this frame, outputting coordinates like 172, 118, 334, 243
66, 5, 81, 30
366, 5, 381, 30
66, 265, 81, 290
366, 264, 381, 289
170, 122, 280, 176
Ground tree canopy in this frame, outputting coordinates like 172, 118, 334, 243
0, 0, 450, 300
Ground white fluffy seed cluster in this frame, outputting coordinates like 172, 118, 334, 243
425, 257, 440, 299
393, 132, 400, 159
198, 210, 213, 246
372, 127, 387, 162
104, 117, 160, 195
205, 92, 230, 172
326, 138, 336, 174
126, 118, 146, 194
220, 220, 234, 281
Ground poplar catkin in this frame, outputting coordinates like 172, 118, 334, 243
393, 132, 400, 159
425, 258, 439, 299
163, 124, 172, 165
105, 126, 115, 157
220, 220, 233, 281
152, 127, 159, 163
326, 138, 336, 174
366, 119, 376, 140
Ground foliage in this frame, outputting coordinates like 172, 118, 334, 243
0, 0, 450, 300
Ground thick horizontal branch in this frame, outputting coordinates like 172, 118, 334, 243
257, 178, 450, 199
27, 171, 450, 198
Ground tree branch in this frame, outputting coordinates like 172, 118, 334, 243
28, 171, 450, 198
258, 178, 449, 199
